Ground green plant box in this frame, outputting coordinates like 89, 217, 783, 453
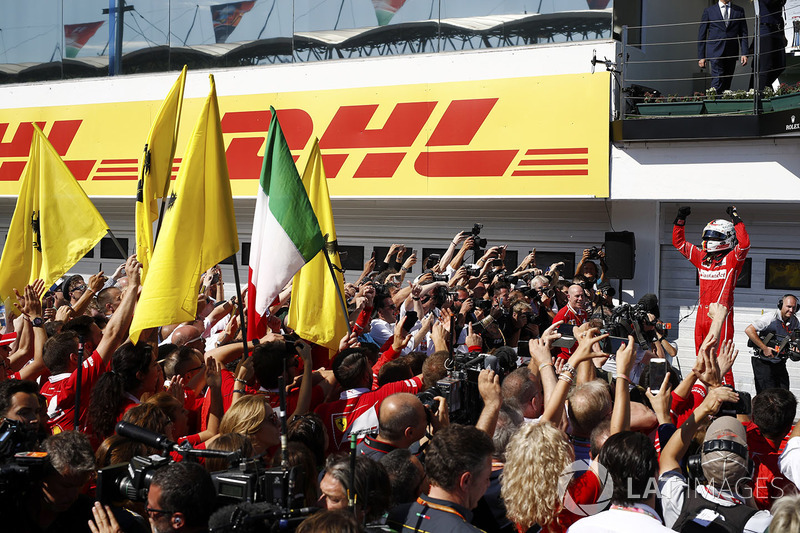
770, 92, 800, 112
636, 102, 704, 116
704, 100, 756, 114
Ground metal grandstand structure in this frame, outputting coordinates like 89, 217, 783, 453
0, 9, 611, 83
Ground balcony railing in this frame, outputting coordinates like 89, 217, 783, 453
618, 4, 800, 121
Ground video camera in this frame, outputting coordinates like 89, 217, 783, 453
416, 350, 513, 425
603, 302, 657, 349
97, 422, 310, 515
0, 419, 49, 515
747, 330, 800, 362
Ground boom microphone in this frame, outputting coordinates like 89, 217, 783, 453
115, 421, 176, 452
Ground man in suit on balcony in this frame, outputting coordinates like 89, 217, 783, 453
698, 1, 750, 91
754, 0, 786, 90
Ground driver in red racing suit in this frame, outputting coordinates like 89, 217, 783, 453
673, 205, 749, 386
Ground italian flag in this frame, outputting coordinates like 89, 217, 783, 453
247, 108, 324, 340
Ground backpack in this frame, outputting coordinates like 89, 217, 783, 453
672, 490, 759, 533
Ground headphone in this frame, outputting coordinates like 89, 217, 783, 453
778, 294, 799, 311
687, 439, 754, 483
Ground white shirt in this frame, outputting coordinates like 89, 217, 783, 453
568, 505, 673, 532
720, 1, 730, 21
658, 471, 771, 532
369, 318, 394, 347
779, 436, 800, 489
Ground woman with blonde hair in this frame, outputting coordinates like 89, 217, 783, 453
770, 494, 800, 531
219, 394, 280, 459
502, 422, 575, 532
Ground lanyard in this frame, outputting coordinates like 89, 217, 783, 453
610, 504, 662, 523
416, 497, 465, 521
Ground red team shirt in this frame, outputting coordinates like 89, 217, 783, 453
553, 304, 588, 360
40, 350, 107, 433
315, 376, 422, 456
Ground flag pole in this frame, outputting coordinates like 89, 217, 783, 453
229, 253, 251, 359
321, 234, 350, 325
106, 229, 127, 258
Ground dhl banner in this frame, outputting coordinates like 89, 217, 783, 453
0, 72, 610, 198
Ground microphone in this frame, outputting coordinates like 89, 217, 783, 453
115, 421, 176, 452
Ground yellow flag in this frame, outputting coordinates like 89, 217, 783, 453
287, 139, 349, 353
135, 66, 187, 282
0, 125, 108, 303
129, 75, 238, 343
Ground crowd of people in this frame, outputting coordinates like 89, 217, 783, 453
2, 214, 800, 533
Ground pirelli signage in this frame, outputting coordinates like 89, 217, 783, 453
0, 72, 610, 198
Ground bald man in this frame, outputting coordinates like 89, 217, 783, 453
171, 325, 205, 353
357, 392, 428, 460
552, 283, 588, 360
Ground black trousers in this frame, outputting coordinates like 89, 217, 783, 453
710, 56, 737, 91
751, 356, 790, 394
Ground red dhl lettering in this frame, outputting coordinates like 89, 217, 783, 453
0, 99, 592, 184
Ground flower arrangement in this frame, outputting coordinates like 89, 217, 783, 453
774, 82, 800, 96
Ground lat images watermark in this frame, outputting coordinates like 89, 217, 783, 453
557, 459, 614, 516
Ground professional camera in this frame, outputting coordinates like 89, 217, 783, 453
495, 272, 520, 285
527, 286, 555, 304
419, 352, 503, 425
469, 223, 488, 250
596, 282, 616, 298
97, 422, 307, 512
97, 454, 171, 503
416, 388, 442, 423
465, 264, 481, 277
718, 387, 751, 418
475, 299, 493, 312
0, 419, 49, 516
586, 246, 604, 260
209, 501, 319, 533
603, 302, 657, 349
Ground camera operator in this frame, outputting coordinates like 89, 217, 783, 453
7, 431, 97, 531
146, 461, 217, 533
745, 294, 800, 394
503, 300, 534, 348
356, 392, 446, 461
528, 275, 556, 331
318, 454, 391, 526
0, 378, 42, 432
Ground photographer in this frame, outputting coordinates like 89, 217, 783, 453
659, 390, 771, 531
318, 454, 391, 525
7, 431, 98, 531
574, 247, 608, 288
745, 294, 800, 393
146, 461, 217, 533
356, 392, 445, 460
